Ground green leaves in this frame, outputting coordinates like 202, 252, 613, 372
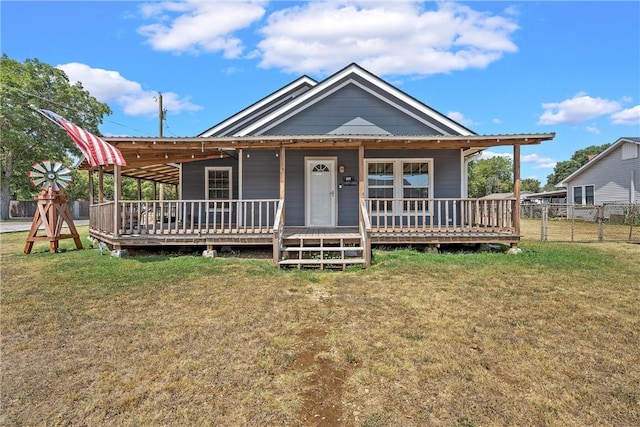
0, 55, 111, 217
544, 143, 611, 190
468, 156, 513, 198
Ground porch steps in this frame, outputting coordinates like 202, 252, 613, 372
278, 232, 366, 270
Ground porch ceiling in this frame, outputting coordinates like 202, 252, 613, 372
82, 133, 554, 184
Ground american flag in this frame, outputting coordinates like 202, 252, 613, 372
38, 109, 126, 167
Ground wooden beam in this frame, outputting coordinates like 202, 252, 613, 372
98, 167, 104, 203
88, 168, 94, 205
136, 178, 142, 200
358, 144, 365, 200
513, 144, 521, 237
279, 146, 286, 224
113, 164, 121, 238
279, 147, 286, 199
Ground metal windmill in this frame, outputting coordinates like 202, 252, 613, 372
24, 161, 82, 254
28, 160, 73, 192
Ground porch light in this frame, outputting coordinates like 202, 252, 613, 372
164, 152, 168, 159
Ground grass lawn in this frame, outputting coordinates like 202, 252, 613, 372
1, 228, 639, 426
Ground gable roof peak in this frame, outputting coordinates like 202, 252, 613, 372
236, 62, 475, 137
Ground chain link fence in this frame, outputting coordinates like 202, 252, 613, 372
520, 203, 640, 242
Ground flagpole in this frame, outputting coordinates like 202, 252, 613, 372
30, 105, 64, 130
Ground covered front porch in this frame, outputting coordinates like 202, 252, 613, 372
85, 133, 554, 268
89, 196, 518, 268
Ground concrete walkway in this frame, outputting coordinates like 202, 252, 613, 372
0, 219, 89, 233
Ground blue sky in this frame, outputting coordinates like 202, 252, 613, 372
2, 1, 639, 184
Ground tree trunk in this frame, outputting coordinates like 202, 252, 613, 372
1, 151, 15, 220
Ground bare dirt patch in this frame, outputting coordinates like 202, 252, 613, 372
294, 328, 350, 425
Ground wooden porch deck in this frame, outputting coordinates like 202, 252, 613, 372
90, 226, 518, 248
89, 198, 520, 267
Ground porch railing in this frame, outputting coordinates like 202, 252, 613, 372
359, 199, 372, 266
272, 199, 285, 265
90, 199, 281, 235
90, 201, 114, 234
90, 198, 517, 238
364, 198, 516, 233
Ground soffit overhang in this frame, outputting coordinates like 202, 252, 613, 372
81, 133, 555, 184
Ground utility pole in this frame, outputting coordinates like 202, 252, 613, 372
158, 92, 164, 200
158, 92, 163, 137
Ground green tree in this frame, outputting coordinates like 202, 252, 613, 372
468, 156, 513, 198
521, 178, 541, 193
0, 55, 111, 219
66, 168, 90, 201
544, 143, 611, 190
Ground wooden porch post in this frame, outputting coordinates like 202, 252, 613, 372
113, 164, 121, 238
98, 167, 104, 203
279, 146, 286, 223
358, 143, 372, 266
513, 144, 521, 237
88, 168, 94, 205
136, 178, 142, 200
358, 145, 365, 200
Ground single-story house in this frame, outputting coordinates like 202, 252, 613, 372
560, 137, 639, 206
86, 63, 555, 268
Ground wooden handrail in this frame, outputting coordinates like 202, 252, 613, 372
359, 199, 372, 266
364, 198, 516, 233
272, 199, 285, 265
92, 199, 281, 236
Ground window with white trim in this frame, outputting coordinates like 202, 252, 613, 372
573, 185, 594, 205
573, 186, 582, 204
365, 159, 433, 213
205, 167, 232, 200
585, 185, 594, 205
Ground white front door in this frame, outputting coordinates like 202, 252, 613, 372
306, 158, 336, 227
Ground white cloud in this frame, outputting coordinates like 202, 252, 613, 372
610, 105, 640, 125
137, 0, 266, 57
585, 124, 601, 135
492, 118, 503, 124
537, 93, 621, 125
256, 1, 518, 75
447, 111, 477, 127
521, 153, 556, 169
480, 150, 512, 160
57, 62, 202, 117
479, 151, 556, 169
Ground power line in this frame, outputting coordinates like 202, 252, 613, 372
4, 85, 155, 136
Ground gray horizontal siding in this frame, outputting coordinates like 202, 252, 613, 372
265, 84, 449, 136
182, 157, 239, 199
566, 144, 640, 204
242, 150, 280, 200
183, 149, 463, 226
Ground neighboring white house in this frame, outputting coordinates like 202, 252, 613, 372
560, 137, 640, 205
